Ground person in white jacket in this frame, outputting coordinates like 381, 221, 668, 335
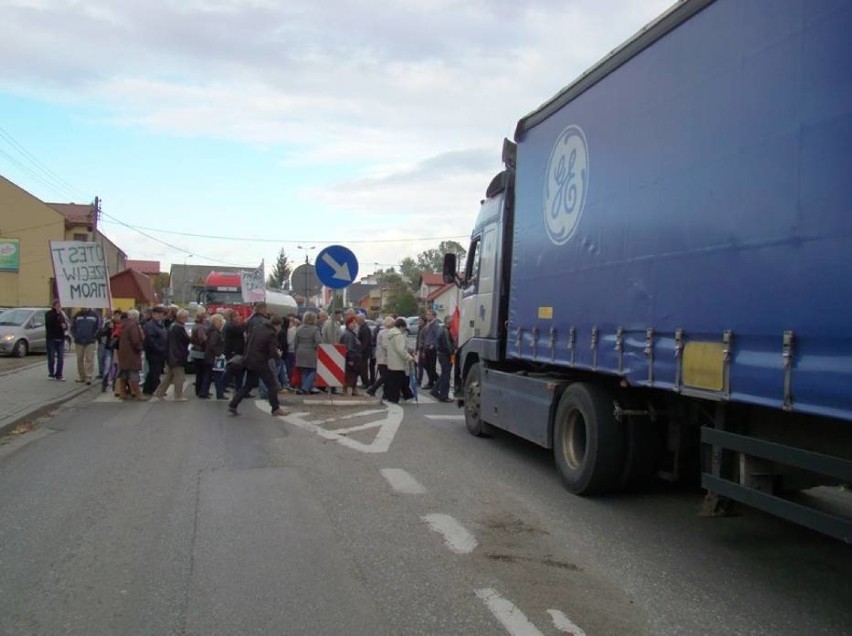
367, 316, 394, 397
384, 317, 415, 403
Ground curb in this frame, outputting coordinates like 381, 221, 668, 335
0, 384, 94, 438
0, 359, 45, 379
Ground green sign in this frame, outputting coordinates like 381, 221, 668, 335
0, 239, 20, 272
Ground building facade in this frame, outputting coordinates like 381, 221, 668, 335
0, 177, 127, 307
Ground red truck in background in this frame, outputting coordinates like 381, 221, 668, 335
200, 272, 299, 319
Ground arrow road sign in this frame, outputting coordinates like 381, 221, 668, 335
315, 245, 359, 289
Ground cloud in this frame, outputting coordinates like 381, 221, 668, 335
2, 0, 674, 271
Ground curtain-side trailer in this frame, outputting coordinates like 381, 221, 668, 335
445, 0, 852, 541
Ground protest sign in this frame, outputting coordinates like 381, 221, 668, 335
49, 241, 111, 308
241, 261, 266, 303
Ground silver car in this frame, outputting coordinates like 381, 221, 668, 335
0, 307, 51, 357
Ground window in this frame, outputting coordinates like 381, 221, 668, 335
464, 237, 481, 293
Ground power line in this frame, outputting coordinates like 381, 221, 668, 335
0, 129, 87, 202
98, 218, 469, 244
99, 211, 255, 268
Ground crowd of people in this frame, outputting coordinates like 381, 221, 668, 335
45, 300, 457, 415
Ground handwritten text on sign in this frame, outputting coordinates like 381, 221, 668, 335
50, 241, 111, 308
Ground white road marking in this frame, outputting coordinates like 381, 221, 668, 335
269, 402, 403, 453
548, 609, 587, 636
422, 514, 478, 554
424, 414, 465, 421
475, 588, 544, 636
312, 409, 387, 425
380, 468, 426, 494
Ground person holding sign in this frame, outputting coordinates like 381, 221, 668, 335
45, 299, 69, 381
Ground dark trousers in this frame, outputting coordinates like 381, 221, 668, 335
198, 363, 225, 398
47, 338, 65, 378
359, 355, 371, 387
436, 353, 452, 400
368, 364, 387, 394
423, 348, 438, 386
369, 356, 376, 386
384, 369, 405, 403
196, 361, 212, 397
143, 353, 165, 394
231, 366, 280, 412
223, 365, 244, 393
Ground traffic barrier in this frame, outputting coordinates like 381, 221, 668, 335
316, 344, 345, 388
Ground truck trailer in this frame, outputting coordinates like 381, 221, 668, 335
444, 0, 852, 541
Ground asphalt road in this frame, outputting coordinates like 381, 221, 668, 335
0, 389, 850, 635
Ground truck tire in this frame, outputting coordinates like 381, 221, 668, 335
553, 383, 625, 495
12, 339, 28, 358
464, 362, 493, 437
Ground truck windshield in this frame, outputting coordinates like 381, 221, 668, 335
205, 290, 244, 305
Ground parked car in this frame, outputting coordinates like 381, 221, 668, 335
0, 307, 50, 357
405, 316, 421, 336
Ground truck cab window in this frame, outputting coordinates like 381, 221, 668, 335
465, 238, 481, 291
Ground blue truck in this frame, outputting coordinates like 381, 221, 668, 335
444, 0, 852, 541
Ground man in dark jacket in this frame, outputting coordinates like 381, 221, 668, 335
45, 299, 69, 381
71, 306, 101, 384
228, 315, 285, 416
153, 309, 191, 401
245, 302, 270, 337
142, 306, 168, 395
222, 311, 246, 393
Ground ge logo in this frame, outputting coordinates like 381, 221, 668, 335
543, 125, 589, 245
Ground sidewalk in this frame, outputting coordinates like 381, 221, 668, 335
0, 353, 94, 436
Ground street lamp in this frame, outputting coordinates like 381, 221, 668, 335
183, 254, 193, 303
296, 245, 316, 307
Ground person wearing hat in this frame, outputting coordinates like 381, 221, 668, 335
142, 305, 168, 395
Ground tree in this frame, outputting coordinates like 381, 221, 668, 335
150, 273, 170, 303
267, 248, 292, 290
401, 241, 467, 290
379, 271, 418, 316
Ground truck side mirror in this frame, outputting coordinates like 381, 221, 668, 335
443, 253, 457, 284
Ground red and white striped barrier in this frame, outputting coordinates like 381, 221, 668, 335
316, 343, 345, 388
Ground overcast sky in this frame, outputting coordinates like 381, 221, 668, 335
0, 0, 672, 279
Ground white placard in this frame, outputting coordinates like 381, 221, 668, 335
240, 261, 266, 303
49, 241, 111, 308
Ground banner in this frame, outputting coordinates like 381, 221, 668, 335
49, 240, 111, 308
0, 239, 20, 272
240, 260, 266, 303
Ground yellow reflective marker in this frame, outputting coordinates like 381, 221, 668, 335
538, 306, 554, 320
683, 341, 726, 391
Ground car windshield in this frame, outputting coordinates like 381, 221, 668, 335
0, 309, 29, 326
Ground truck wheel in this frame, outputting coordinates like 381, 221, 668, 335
553, 383, 625, 495
464, 362, 492, 437
12, 339, 28, 358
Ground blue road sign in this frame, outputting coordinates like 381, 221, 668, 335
315, 245, 359, 289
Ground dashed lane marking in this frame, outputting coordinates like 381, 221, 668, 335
424, 414, 465, 421
422, 513, 478, 554
380, 468, 426, 494
475, 588, 544, 636
547, 609, 587, 636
